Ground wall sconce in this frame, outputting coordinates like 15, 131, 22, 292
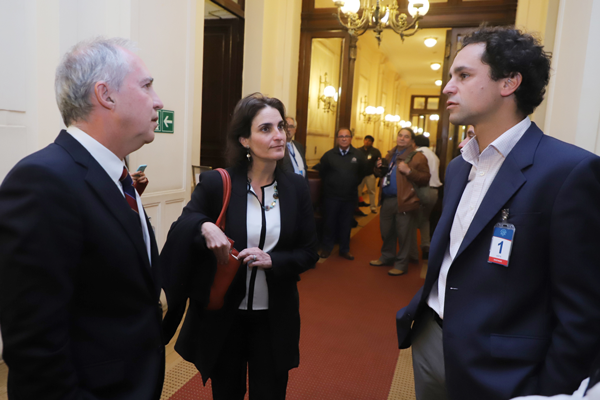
399, 120, 412, 128
429, 114, 439, 121
383, 114, 401, 127
362, 105, 384, 124
318, 73, 338, 114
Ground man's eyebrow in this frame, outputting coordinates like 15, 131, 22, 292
450, 66, 471, 76
141, 77, 154, 85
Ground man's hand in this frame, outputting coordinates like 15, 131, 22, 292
397, 161, 411, 175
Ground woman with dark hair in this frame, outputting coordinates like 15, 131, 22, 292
161, 93, 319, 399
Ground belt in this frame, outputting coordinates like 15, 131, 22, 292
431, 307, 443, 328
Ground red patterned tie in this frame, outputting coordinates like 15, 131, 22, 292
120, 167, 139, 214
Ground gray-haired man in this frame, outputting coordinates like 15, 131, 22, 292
0, 37, 166, 399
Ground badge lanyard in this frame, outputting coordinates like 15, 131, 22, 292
488, 209, 516, 267
382, 149, 405, 187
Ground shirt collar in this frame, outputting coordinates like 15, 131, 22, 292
66, 126, 126, 185
461, 116, 531, 166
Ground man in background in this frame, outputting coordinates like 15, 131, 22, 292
281, 116, 308, 181
0, 37, 166, 399
412, 134, 442, 261
357, 135, 381, 214
316, 128, 366, 260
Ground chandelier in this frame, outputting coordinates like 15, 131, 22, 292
333, 0, 430, 46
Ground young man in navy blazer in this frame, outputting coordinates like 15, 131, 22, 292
0, 38, 166, 399
396, 26, 600, 400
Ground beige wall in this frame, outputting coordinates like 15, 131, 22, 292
542, 0, 600, 153
517, 0, 600, 155
243, 0, 302, 116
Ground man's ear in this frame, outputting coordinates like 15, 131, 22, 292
95, 82, 115, 110
501, 73, 522, 97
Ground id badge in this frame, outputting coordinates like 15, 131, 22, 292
488, 209, 515, 267
382, 175, 390, 187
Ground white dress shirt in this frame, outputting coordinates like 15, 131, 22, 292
417, 146, 443, 188
427, 117, 531, 318
66, 126, 152, 263
287, 142, 306, 177
239, 180, 281, 310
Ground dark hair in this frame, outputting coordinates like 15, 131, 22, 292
364, 135, 374, 142
337, 127, 353, 137
414, 135, 430, 147
226, 93, 287, 167
398, 127, 415, 140
461, 25, 551, 116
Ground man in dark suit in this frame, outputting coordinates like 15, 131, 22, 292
396, 26, 600, 400
0, 37, 166, 399
316, 128, 366, 260
281, 116, 308, 180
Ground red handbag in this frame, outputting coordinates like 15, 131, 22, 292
206, 168, 241, 310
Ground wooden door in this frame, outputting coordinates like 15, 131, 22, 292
435, 27, 478, 181
200, 18, 244, 169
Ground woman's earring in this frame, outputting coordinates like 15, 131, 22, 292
246, 146, 251, 161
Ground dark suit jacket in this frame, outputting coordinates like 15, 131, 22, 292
396, 123, 600, 399
161, 165, 318, 382
280, 140, 308, 181
0, 131, 165, 400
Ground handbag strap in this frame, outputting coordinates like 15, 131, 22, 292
215, 168, 232, 231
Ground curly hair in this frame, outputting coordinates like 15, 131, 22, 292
461, 25, 551, 116
226, 93, 287, 167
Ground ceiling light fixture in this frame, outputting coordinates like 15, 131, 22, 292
430, 62, 441, 71
424, 37, 437, 47
435, 79, 442, 86
333, 0, 430, 47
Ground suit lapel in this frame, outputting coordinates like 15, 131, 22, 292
226, 167, 248, 250
55, 131, 153, 276
274, 168, 295, 245
454, 123, 543, 259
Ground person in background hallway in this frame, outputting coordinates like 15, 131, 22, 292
315, 128, 366, 260
160, 93, 319, 400
371, 128, 430, 276
0, 37, 166, 399
458, 124, 476, 149
409, 134, 442, 261
357, 135, 382, 214
396, 26, 600, 400
280, 116, 308, 181
132, 169, 149, 194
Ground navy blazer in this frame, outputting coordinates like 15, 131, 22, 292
0, 131, 164, 400
396, 123, 600, 399
161, 165, 318, 382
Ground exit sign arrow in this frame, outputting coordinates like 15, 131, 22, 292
155, 109, 175, 134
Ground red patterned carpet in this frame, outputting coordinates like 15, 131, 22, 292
168, 215, 424, 399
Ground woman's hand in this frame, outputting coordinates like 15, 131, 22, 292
237, 247, 272, 270
201, 222, 231, 264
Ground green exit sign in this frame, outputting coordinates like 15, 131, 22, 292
155, 110, 174, 134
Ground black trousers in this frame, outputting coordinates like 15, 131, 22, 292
321, 197, 355, 254
210, 310, 289, 400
